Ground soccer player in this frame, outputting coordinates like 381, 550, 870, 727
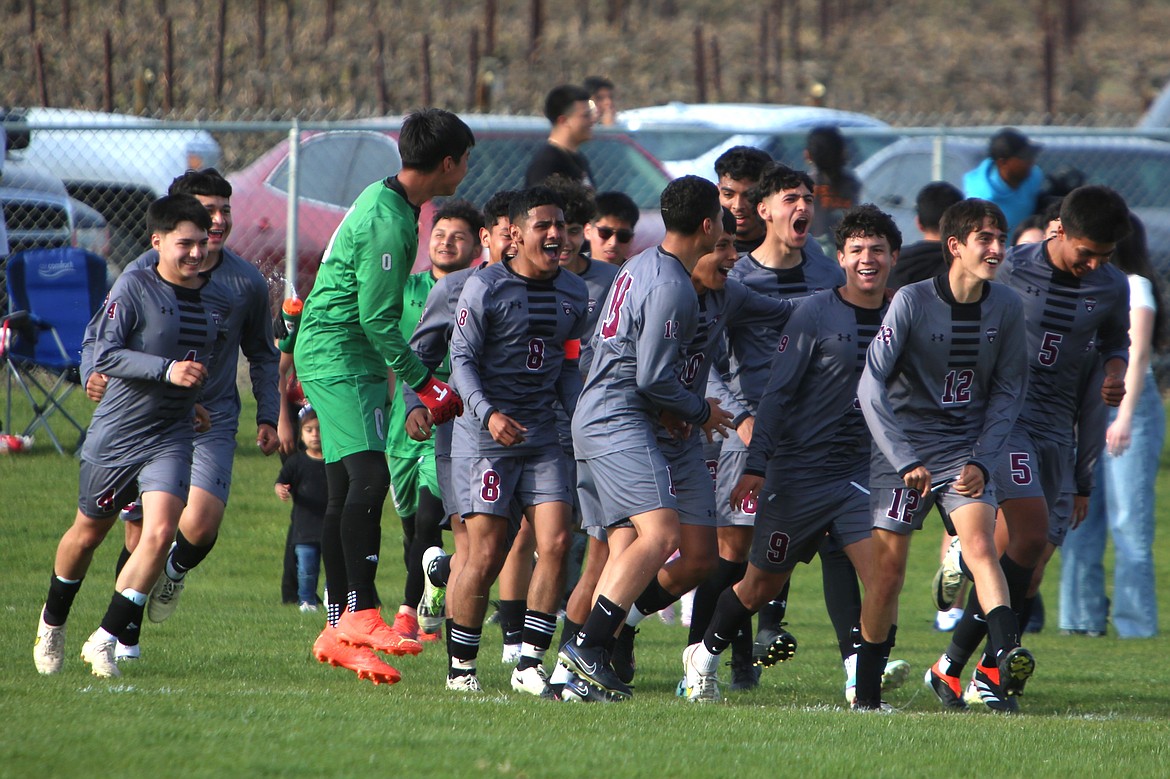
928, 186, 1130, 710
682, 204, 898, 703
525, 84, 595, 188
561, 176, 734, 700
855, 198, 1034, 711
715, 145, 771, 255
445, 186, 590, 695
82, 168, 281, 662
295, 108, 473, 685
34, 195, 221, 678
584, 191, 639, 266
386, 200, 483, 641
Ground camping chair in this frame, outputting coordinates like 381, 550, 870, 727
2, 247, 107, 453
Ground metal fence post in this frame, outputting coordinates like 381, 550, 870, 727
284, 119, 299, 297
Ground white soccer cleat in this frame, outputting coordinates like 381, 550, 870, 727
501, 643, 522, 665
681, 642, 721, 703
931, 536, 964, 611
511, 664, 553, 698
33, 611, 66, 675
445, 673, 482, 692
80, 630, 122, 678
417, 546, 447, 634
148, 571, 186, 623
115, 642, 141, 663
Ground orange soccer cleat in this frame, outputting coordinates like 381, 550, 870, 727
336, 608, 423, 656
313, 625, 401, 685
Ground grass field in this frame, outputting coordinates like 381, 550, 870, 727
2, 392, 1168, 778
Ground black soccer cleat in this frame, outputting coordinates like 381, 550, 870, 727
558, 641, 632, 701
611, 625, 638, 685
752, 625, 798, 668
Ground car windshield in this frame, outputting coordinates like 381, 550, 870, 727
267, 132, 402, 208
625, 129, 735, 162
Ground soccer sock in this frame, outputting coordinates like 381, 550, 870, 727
399, 511, 418, 602
427, 551, 452, 588
404, 488, 445, 607
854, 624, 895, 707
115, 545, 131, 577
169, 529, 217, 579
1019, 594, 1038, 631
549, 661, 572, 691
575, 595, 626, 650
558, 617, 582, 650
447, 621, 481, 676
321, 462, 349, 627
703, 587, 755, 655
730, 615, 754, 664
498, 599, 526, 647
99, 589, 148, 641
688, 557, 747, 645
517, 609, 557, 670
757, 580, 790, 632
1000, 553, 1034, 612
820, 544, 862, 661
984, 604, 1022, 660
630, 576, 679, 624
945, 586, 987, 671
338, 452, 390, 612
43, 574, 83, 626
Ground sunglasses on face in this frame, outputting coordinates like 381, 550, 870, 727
595, 226, 634, 243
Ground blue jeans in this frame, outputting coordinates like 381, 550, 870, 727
1060, 373, 1164, 637
295, 543, 322, 605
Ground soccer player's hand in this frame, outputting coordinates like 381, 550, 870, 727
953, 463, 984, 498
275, 483, 291, 501
85, 372, 108, 402
193, 403, 212, 433
417, 375, 463, 424
1100, 375, 1126, 407
902, 465, 931, 495
736, 415, 755, 447
406, 407, 434, 442
701, 398, 734, 442
659, 410, 691, 440
731, 474, 764, 513
168, 360, 206, 388
257, 423, 279, 455
487, 411, 527, 447
1070, 494, 1090, 529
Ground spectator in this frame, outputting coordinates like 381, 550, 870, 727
962, 128, 1044, 232
805, 126, 861, 249
887, 181, 962, 289
584, 76, 617, 127
585, 190, 639, 265
525, 84, 595, 188
275, 408, 327, 612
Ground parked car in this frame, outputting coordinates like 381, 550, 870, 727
226, 116, 671, 298
618, 102, 899, 180
857, 132, 1170, 275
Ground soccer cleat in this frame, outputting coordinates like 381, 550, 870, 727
312, 625, 401, 685
558, 670, 608, 703
501, 643, 522, 665
964, 661, 1019, 712
728, 653, 761, 691
147, 572, 186, 623
299, 602, 318, 613
417, 546, 447, 634
446, 672, 483, 692
752, 624, 798, 668
998, 646, 1036, 697
392, 611, 421, 641
115, 642, 141, 664
511, 664, 554, 698
843, 653, 858, 704
882, 659, 911, 693
418, 630, 441, 642
925, 661, 968, 709
931, 536, 964, 611
80, 630, 121, 678
336, 608, 423, 656
681, 643, 721, 703
33, 612, 66, 675
851, 699, 895, 713
611, 625, 637, 685
558, 641, 632, 701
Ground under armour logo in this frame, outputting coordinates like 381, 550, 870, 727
510, 300, 523, 309
931, 333, 946, 342
1025, 285, 1041, 296
837, 333, 852, 342
161, 306, 174, 315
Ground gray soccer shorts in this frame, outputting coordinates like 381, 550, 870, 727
576, 445, 680, 530
749, 479, 871, 573
993, 429, 1070, 507
189, 426, 237, 505
715, 447, 758, 527
78, 448, 192, 520
1046, 491, 1080, 547
663, 441, 718, 527
452, 445, 573, 519
870, 462, 997, 535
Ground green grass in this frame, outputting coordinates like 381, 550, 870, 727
2, 390, 1169, 778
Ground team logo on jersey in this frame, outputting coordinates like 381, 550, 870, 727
931, 333, 945, 342
210, 310, 222, 327
587, 297, 597, 314
1084, 297, 1097, 312
986, 327, 998, 343
837, 333, 852, 342
561, 300, 574, 316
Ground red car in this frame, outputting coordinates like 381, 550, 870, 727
226, 117, 669, 299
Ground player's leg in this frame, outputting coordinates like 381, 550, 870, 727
855, 526, 910, 709
497, 518, 536, 662
563, 531, 608, 645
446, 512, 509, 688
511, 499, 571, 697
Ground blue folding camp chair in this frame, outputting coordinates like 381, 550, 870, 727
2, 247, 107, 453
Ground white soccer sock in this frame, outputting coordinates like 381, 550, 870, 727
625, 605, 648, 627
120, 588, 148, 606
691, 642, 720, 674
549, 663, 572, 686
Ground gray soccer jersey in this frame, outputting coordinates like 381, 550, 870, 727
556, 255, 620, 450
745, 289, 886, 491
1000, 240, 1130, 447
572, 246, 711, 459
450, 260, 589, 457
858, 276, 1028, 480
721, 249, 846, 454
83, 267, 222, 466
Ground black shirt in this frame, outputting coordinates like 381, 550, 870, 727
525, 142, 594, 188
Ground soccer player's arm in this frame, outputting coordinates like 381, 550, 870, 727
91, 274, 170, 382
240, 268, 281, 431
1097, 273, 1132, 406
1073, 357, 1107, 498
857, 289, 922, 476
970, 295, 1029, 478
555, 298, 589, 420
635, 283, 709, 424
448, 276, 494, 428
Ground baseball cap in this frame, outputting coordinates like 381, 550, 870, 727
989, 128, 1041, 160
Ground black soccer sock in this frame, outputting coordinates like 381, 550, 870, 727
171, 529, 217, 576
281, 523, 299, 604
447, 621, 481, 673
558, 618, 582, 650
115, 545, 131, 577
427, 550, 452, 587
688, 557, 747, 645
112, 546, 141, 645
1019, 593, 1038, 632
337, 451, 390, 612
575, 595, 627, 650
1000, 553, 1034, 612
820, 542, 862, 661
945, 586, 987, 671
321, 461, 350, 626
633, 576, 680, 617
730, 615, 754, 664
99, 591, 146, 641
703, 587, 755, 656
854, 624, 895, 707
403, 488, 445, 608
517, 609, 558, 670
399, 511, 417, 585
498, 599, 526, 646
43, 574, 83, 626
757, 580, 791, 632
984, 605, 1022, 660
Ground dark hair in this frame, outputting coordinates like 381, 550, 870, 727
714, 146, 772, 183
168, 167, 232, 198
660, 175, 720, 235
806, 126, 848, 175
720, 206, 736, 236
939, 199, 1007, 265
1042, 197, 1063, 225
544, 84, 591, 123
544, 174, 597, 226
593, 191, 639, 227
834, 204, 902, 253
509, 186, 566, 225
299, 407, 318, 425
584, 76, 614, 96
1060, 186, 1132, 244
148, 194, 212, 235
915, 181, 963, 232
752, 162, 815, 204
1113, 212, 1169, 350
433, 199, 485, 236
399, 108, 475, 172
482, 190, 518, 226
1010, 214, 1048, 245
